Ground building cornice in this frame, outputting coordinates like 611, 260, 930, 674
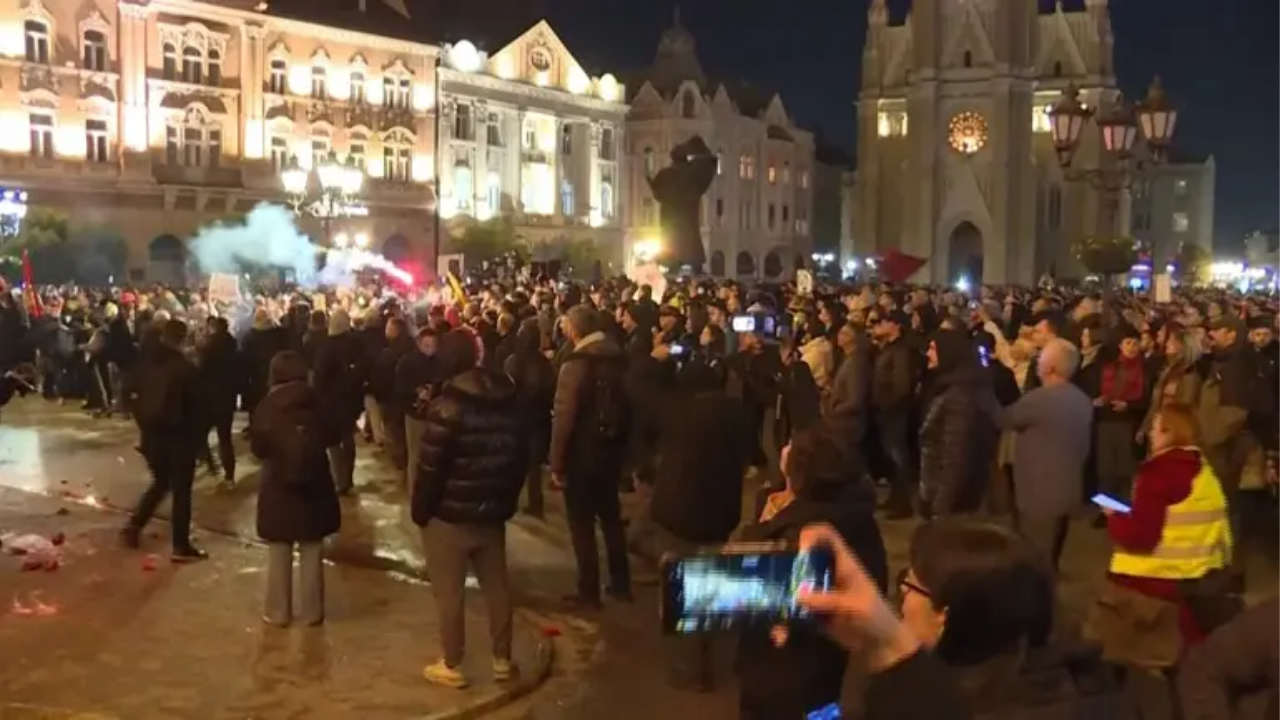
146, 0, 440, 58
438, 67, 626, 117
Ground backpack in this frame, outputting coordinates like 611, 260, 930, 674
135, 361, 186, 430
582, 356, 629, 443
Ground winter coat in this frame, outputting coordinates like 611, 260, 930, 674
411, 367, 527, 526
197, 330, 244, 420
371, 335, 415, 404
312, 331, 368, 424
548, 332, 630, 477
920, 332, 998, 515
249, 380, 342, 543
396, 350, 443, 421
504, 319, 555, 459
241, 324, 289, 408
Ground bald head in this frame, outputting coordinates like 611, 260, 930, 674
1037, 338, 1079, 385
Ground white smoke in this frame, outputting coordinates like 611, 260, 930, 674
188, 203, 318, 286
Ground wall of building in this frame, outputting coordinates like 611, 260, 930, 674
1131, 157, 1216, 265
0, 0, 439, 282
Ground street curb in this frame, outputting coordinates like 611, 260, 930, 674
417, 617, 555, 720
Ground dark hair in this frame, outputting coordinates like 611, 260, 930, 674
208, 316, 229, 334
159, 319, 188, 348
436, 328, 479, 378
268, 350, 309, 386
908, 519, 1054, 667
783, 425, 846, 501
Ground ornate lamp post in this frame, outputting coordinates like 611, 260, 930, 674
1047, 78, 1178, 236
280, 150, 366, 246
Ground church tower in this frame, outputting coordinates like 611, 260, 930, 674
853, 0, 1118, 284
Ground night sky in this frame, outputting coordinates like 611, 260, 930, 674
534, 0, 1277, 250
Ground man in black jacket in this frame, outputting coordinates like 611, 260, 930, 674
121, 319, 207, 562
373, 317, 416, 477
871, 311, 918, 518
197, 316, 243, 486
412, 329, 527, 689
396, 327, 441, 492
313, 309, 368, 495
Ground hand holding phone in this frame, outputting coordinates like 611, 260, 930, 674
1091, 493, 1131, 514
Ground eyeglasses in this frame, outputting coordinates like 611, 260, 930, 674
896, 568, 931, 600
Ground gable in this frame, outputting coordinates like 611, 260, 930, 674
488, 20, 587, 91
940, 2, 995, 69
628, 82, 667, 120
1035, 14, 1087, 78
763, 96, 788, 125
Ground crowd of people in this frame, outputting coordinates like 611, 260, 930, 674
0, 272, 1276, 719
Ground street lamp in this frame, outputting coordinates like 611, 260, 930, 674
280, 150, 366, 246
1047, 78, 1178, 234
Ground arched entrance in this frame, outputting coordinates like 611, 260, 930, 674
947, 222, 984, 285
735, 251, 755, 277
148, 234, 186, 286
764, 251, 783, 279
382, 234, 411, 264
709, 250, 725, 277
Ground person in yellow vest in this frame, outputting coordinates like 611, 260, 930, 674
1089, 402, 1234, 676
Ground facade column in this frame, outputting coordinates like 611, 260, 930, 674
553, 117, 564, 219
587, 120, 602, 226
437, 98, 454, 214
116, 1, 152, 165
513, 108, 526, 214
472, 100, 487, 214
241, 23, 267, 162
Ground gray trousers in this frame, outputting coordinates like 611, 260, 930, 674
422, 521, 513, 667
405, 416, 429, 497
265, 541, 325, 625
328, 430, 356, 494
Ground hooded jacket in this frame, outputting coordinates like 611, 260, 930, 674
920, 329, 999, 515
412, 367, 528, 526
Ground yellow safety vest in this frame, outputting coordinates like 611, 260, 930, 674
1110, 448, 1233, 580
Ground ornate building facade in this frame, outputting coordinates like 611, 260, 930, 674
853, 0, 1148, 284
625, 13, 816, 279
435, 21, 628, 260
0, 0, 438, 282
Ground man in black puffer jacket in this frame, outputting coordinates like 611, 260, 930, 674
412, 328, 528, 690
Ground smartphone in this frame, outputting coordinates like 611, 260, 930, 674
669, 343, 686, 355
1091, 493, 1131, 514
731, 314, 757, 333
660, 542, 835, 634
807, 703, 843, 720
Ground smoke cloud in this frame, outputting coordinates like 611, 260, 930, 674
188, 203, 318, 286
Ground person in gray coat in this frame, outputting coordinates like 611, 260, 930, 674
1178, 596, 1278, 720
985, 338, 1093, 572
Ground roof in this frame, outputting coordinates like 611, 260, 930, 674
264, 0, 546, 49
815, 144, 854, 167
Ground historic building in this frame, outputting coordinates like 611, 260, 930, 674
625, 12, 816, 279
852, 0, 1212, 284
435, 21, 628, 260
1130, 151, 1215, 264
0, 0, 438, 282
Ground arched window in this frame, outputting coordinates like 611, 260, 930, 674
681, 90, 696, 118
1052, 61, 1063, 78
347, 132, 367, 170
600, 181, 614, 219
82, 29, 106, 71
207, 48, 222, 86
311, 65, 327, 99
561, 179, 575, 215
182, 46, 202, 84
643, 147, 655, 176
453, 165, 473, 211
24, 20, 49, 64
383, 130, 412, 182
269, 58, 286, 94
166, 109, 222, 168
350, 71, 365, 104
270, 134, 288, 170
162, 42, 177, 80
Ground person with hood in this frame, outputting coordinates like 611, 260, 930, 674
300, 309, 328, 369
919, 328, 999, 517
549, 304, 633, 610
197, 315, 243, 487
396, 327, 442, 492
735, 424, 887, 718
250, 350, 342, 627
313, 308, 368, 495
241, 307, 289, 431
372, 317, 416, 475
504, 317, 555, 518
412, 329, 527, 689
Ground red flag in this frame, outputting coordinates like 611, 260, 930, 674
21, 249, 41, 318
878, 249, 928, 284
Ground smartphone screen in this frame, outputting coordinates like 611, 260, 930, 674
660, 543, 835, 634
669, 343, 686, 355
731, 315, 757, 333
1091, 493, 1132, 514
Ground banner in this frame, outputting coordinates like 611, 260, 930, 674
208, 272, 241, 304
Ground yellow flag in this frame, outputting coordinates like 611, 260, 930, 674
446, 271, 467, 303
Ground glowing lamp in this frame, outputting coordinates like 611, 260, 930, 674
449, 40, 482, 73
566, 65, 589, 95
1046, 84, 1091, 168
281, 155, 308, 194
1096, 100, 1138, 156
243, 119, 264, 159
354, 232, 370, 249
316, 150, 345, 191
341, 155, 364, 194
333, 232, 350, 248
955, 275, 972, 294
412, 84, 433, 111
124, 107, 149, 151
365, 79, 384, 105
329, 71, 351, 101
411, 154, 433, 181
287, 65, 311, 96
633, 238, 662, 263
1136, 76, 1177, 159
598, 73, 619, 102
534, 71, 549, 87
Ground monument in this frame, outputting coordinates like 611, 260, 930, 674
647, 135, 717, 272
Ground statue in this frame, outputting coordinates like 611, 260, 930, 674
647, 135, 717, 272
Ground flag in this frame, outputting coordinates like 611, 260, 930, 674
20, 249, 41, 318
878, 249, 928, 285
445, 271, 466, 304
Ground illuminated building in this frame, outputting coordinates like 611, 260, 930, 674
0, 0, 438, 283
851, 0, 1212, 284
624, 11, 817, 279
436, 21, 628, 263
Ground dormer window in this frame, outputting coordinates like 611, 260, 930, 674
269, 59, 286, 94
350, 72, 365, 103
82, 29, 106, 71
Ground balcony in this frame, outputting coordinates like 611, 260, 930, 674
20, 64, 59, 94
522, 149, 550, 165
152, 163, 243, 188
365, 177, 435, 207
0, 153, 119, 181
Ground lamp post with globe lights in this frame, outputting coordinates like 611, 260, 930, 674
1046, 78, 1178, 238
280, 149, 366, 247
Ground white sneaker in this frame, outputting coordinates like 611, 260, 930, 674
493, 658, 518, 682
423, 659, 468, 688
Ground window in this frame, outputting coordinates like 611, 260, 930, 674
310, 136, 330, 169
560, 124, 572, 155
522, 121, 536, 151
1047, 186, 1062, 230
963, 50, 972, 68
163, 43, 177, 80
782, 162, 791, 184
1032, 104, 1053, 133
384, 76, 411, 109
767, 203, 776, 230
311, 66, 327, 99
208, 49, 221, 86
350, 72, 365, 103
82, 29, 106, 71
740, 200, 753, 230
643, 147, 655, 175
208, 128, 222, 167
486, 114, 502, 147
681, 90, 696, 119
28, 114, 53, 158
1052, 61, 1063, 78
454, 104, 473, 141
182, 47, 202, 84
183, 127, 203, 165
600, 181, 614, 219
453, 165, 473, 210
767, 165, 777, 184
739, 153, 754, 179
85, 119, 108, 163
270, 136, 288, 169
269, 59, 286, 94
715, 197, 724, 224
348, 137, 366, 170
799, 169, 809, 189
782, 205, 790, 223
1172, 212, 1189, 233
877, 111, 908, 137
561, 179, 574, 215
384, 131, 412, 182
600, 128, 615, 161
1174, 179, 1188, 196
486, 172, 501, 214
398, 78, 411, 109
24, 20, 49, 64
